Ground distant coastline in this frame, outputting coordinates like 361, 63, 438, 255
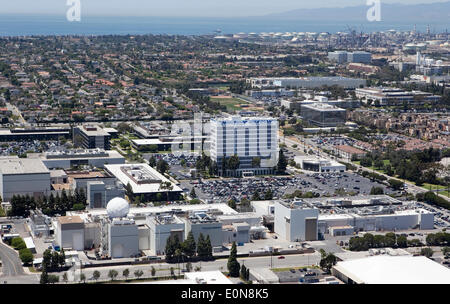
0, 14, 447, 37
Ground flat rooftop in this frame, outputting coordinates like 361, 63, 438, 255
69, 204, 238, 221
104, 163, 182, 194
333, 255, 450, 284
58, 215, 84, 225
0, 158, 50, 175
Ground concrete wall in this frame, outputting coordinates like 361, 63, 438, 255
1, 173, 51, 200
186, 221, 223, 248
108, 223, 139, 258
274, 202, 319, 242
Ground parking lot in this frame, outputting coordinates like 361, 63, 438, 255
183, 172, 397, 204
0, 140, 63, 156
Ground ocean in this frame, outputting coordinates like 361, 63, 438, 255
0, 14, 447, 36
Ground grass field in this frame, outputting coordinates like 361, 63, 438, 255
353, 159, 391, 174
211, 97, 248, 112
422, 183, 450, 198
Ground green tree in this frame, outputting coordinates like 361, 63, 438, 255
370, 186, 384, 195
420, 247, 434, 258
19, 248, 33, 265
182, 231, 197, 259
40, 269, 49, 284
396, 235, 407, 248
123, 268, 130, 280
227, 242, 240, 277
93, 270, 101, 281
48, 275, 59, 284
227, 199, 236, 210
197, 233, 208, 259
205, 235, 213, 260
251, 157, 261, 168
108, 269, 119, 281
59, 248, 66, 267
51, 250, 60, 270
190, 188, 197, 199
11, 237, 26, 250
80, 273, 86, 283
42, 249, 52, 271
319, 251, 337, 273
264, 189, 273, 200
240, 264, 249, 281
149, 156, 157, 167
277, 150, 288, 174
226, 155, 240, 170
156, 159, 169, 174
186, 262, 193, 272
62, 272, 68, 283
134, 269, 144, 279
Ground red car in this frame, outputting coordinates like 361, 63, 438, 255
278, 256, 285, 259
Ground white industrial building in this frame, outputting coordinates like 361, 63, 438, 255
294, 155, 346, 173
147, 214, 185, 256
102, 197, 139, 258
318, 208, 434, 235
332, 256, 450, 284
41, 148, 125, 169
184, 211, 224, 250
210, 116, 279, 177
0, 158, 51, 200
65, 202, 257, 257
274, 200, 319, 242
54, 215, 85, 251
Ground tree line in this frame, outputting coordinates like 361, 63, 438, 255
165, 232, 213, 263
8, 188, 87, 217
349, 232, 423, 251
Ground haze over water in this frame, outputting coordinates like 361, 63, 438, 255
0, 15, 446, 36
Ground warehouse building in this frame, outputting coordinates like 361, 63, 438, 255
332, 255, 450, 284
0, 158, 51, 200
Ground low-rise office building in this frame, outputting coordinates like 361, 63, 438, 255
104, 163, 183, 201
73, 125, 112, 150
301, 103, 347, 127
294, 156, 346, 173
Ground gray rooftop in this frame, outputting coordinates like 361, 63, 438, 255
0, 158, 50, 175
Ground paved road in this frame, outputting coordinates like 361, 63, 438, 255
0, 241, 25, 277
61, 252, 321, 283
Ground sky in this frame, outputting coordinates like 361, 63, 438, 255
0, 0, 448, 17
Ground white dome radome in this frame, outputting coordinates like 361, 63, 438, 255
106, 197, 130, 218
